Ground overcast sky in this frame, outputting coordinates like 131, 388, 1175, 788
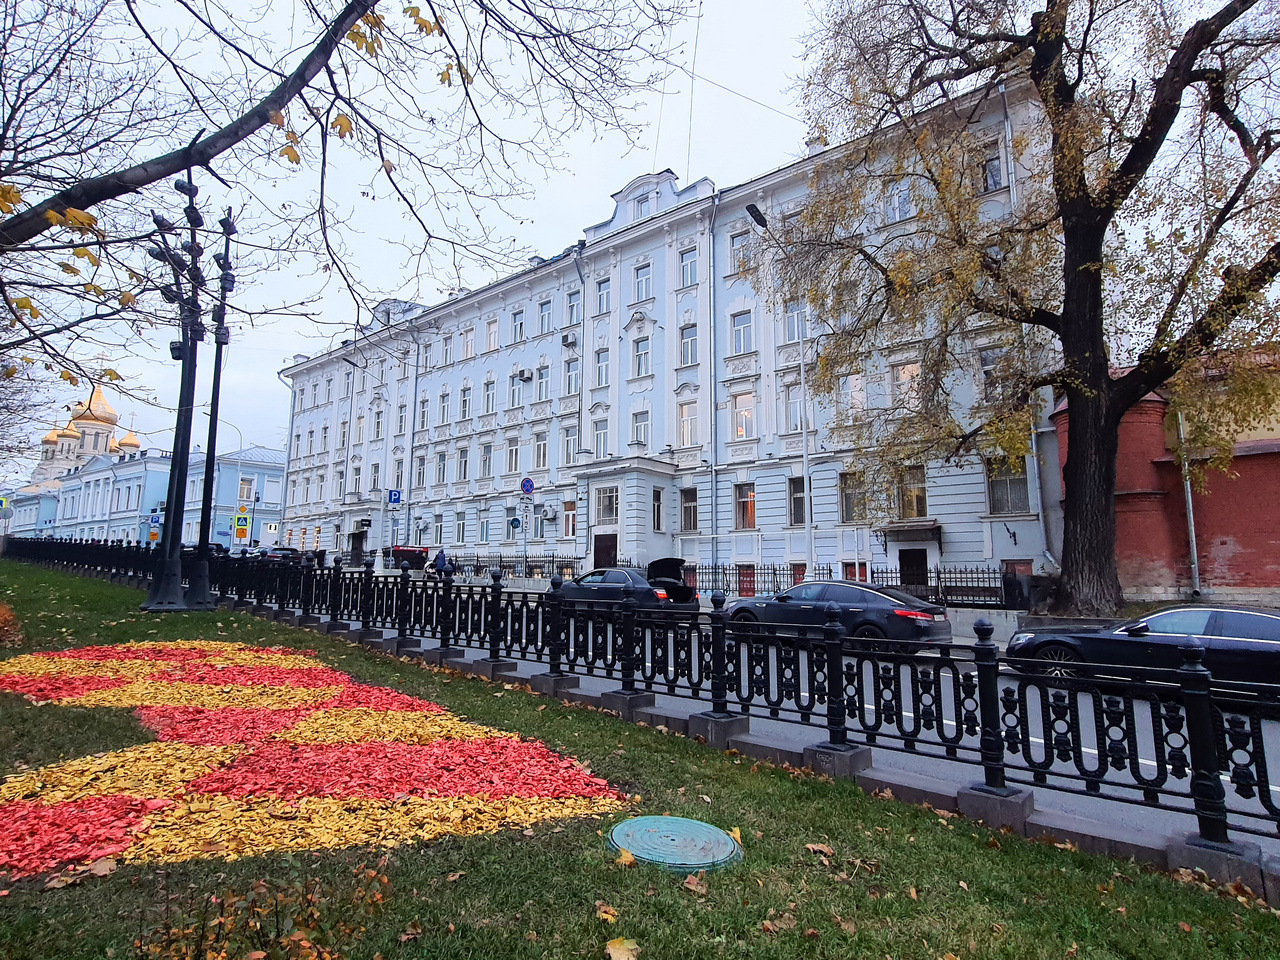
12, 0, 816, 481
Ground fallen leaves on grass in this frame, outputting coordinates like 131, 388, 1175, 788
400, 920, 423, 942
605, 936, 640, 959
683, 873, 707, 895
596, 901, 620, 923
805, 843, 834, 857
616, 848, 637, 867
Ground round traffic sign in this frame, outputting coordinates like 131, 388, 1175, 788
520, 477, 535, 495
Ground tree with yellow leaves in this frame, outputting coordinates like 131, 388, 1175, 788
760, 0, 1280, 615
0, 0, 682, 381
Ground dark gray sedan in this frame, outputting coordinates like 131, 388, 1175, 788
1006, 604, 1280, 680
560, 558, 699, 610
725, 580, 951, 643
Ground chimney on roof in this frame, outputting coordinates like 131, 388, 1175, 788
805, 133, 828, 156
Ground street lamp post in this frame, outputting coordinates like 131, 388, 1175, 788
746, 203, 816, 581
142, 174, 210, 611
185, 209, 237, 609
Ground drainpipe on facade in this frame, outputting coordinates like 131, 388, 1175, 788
276, 370, 296, 552
572, 240, 589, 560
707, 192, 721, 568
1029, 424, 1060, 573
1175, 411, 1202, 595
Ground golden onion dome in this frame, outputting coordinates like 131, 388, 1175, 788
117, 430, 141, 450
57, 420, 81, 440
41, 429, 59, 444
71, 385, 120, 426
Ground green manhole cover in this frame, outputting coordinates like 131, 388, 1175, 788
609, 816, 742, 871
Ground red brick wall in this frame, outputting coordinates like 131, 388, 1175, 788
1051, 397, 1280, 590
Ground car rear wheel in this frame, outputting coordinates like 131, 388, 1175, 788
730, 611, 758, 623
1035, 643, 1081, 678
852, 624, 886, 639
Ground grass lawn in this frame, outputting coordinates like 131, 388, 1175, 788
0, 559, 1275, 960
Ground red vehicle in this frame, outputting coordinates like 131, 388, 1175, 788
390, 545, 431, 570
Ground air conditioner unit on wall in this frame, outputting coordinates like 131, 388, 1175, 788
518, 368, 534, 381
541, 506, 558, 521
561, 332, 577, 349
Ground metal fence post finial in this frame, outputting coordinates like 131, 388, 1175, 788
822, 601, 850, 749
972, 617, 1013, 794
620, 580, 638, 694
708, 590, 729, 716
397, 560, 411, 641
486, 567, 504, 661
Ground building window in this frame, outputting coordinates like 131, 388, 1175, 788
596, 278, 611, 315
885, 179, 914, 223
288, 478, 297, 505
632, 410, 650, 448
650, 487, 664, 532
317, 476, 326, 501
415, 456, 426, 487
536, 365, 550, 401
732, 393, 754, 440
506, 438, 520, 474
239, 477, 255, 500
563, 425, 579, 462
784, 300, 808, 343
337, 470, 346, 496
633, 337, 651, 377
486, 319, 499, 352
292, 433, 301, 457
680, 488, 698, 532
734, 483, 756, 529
457, 448, 469, 481
310, 383, 319, 406
980, 143, 1003, 192
530, 509, 545, 539
788, 476, 807, 526
396, 405, 406, 434
418, 398, 428, 430
373, 410, 384, 440
459, 386, 472, 419
634, 263, 652, 302
980, 347, 1005, 402
899, 466, 928, 519
988, 458, 1030, 515
566, 290, 582, 326
534, 432, 548, 468
438, 392, 450, 424
890, 361, 920, 405
344, 371, 352, 396
440, 335, 453, 366
325, 378, 333, 402
511, 310, 525, 342
306, 429, 315, 454
595, 348, 610, 387
564, 357, 580, 396
593, 418, 609, 458
595, 486, 619, 524
352, 466, 362, 493
731, 311, 753, 354
678, 400, 698, 446
456, 515, 468, 544
634, 195, 650, 219
680, 324, 698, 366
729, 232, 748, 273
785, 385, 805, 433
354, 418, 363, 444
839, 374, 866, 413
480, 443, 493, 478
435, 452, 447, 485
539, 300, 553, 335
509, 375, 523, 408
480, 517, 491, 543
460, 328, 474, 359
839, 472, 866, 522
370, 462, 380, 490
679, 248, 697, 287
394, 459, 404, 490
483, 379, 495, 414
555, 500, 574, 538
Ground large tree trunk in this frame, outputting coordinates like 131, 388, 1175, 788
1052, 225, 1127, 616
1053, 386, 1126, 615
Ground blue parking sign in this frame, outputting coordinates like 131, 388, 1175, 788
387, 489, 402, 504
150, 514, 161, 525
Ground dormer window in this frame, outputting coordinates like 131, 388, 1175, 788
634, 195, 650, 219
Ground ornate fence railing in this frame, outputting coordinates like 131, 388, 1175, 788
4, 536, 1278, 845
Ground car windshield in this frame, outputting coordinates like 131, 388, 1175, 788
1116, 608, 1211, 635
877, 587, 927, 606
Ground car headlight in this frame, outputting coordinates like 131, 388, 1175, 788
1008, 633, 1033, 647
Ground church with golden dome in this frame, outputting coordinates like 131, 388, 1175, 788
30, 385, 141, 483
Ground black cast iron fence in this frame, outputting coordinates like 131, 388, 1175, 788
5, 535, 1278, 846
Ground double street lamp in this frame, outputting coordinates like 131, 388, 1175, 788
140, 174, 237, 611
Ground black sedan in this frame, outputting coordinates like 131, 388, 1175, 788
560, 558, 700, 610
725, 580, 951, 643
1005, 604, 1280, 681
